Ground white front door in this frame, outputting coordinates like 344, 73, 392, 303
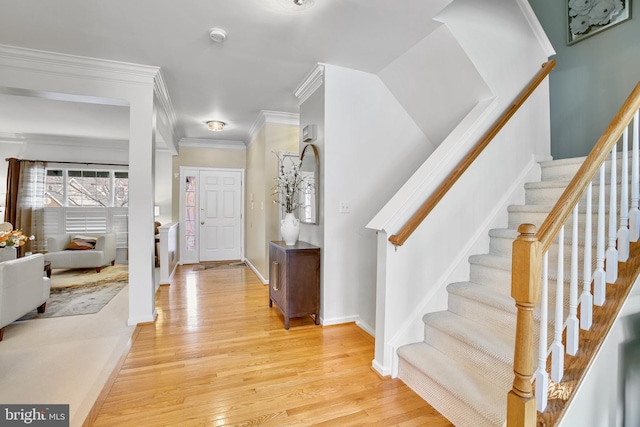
199, 170, 242, 261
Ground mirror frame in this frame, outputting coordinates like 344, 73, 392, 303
298, 143, 319, 224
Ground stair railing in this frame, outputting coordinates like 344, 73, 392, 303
388, 60, 556, 247
507, 81, 640, 426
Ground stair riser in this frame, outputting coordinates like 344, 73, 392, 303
448, 291, 516, 331
422, 322, 513, 390
507, 211, 612, 237
489, 233, 606, 259
540, 154, 632, 182
398, 359, 500, 427
524, 183, 625, 206
470, 261, 589, 292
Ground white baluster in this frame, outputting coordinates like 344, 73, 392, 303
551, 226, 564, 383
606, 146, 618, 283
594, 164, 607, 306
581, 182, 593, 330
536, 251, 549, 412
618, 128, 630, 261
630, 110, 640, 241
567, 205, 579, 356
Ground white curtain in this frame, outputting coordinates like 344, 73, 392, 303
15, 161, 46, 253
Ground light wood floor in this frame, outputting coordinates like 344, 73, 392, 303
85, 263, 452, 426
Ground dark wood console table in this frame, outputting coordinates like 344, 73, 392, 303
268, 241, 320, 329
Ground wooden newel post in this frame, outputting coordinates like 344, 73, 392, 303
507, 223, 542, 427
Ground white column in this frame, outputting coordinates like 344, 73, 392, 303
127, 92, 158, 325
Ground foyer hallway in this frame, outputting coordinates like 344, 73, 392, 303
88, 263, 452, 426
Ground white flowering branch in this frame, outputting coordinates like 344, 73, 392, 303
273, 154, 307, 214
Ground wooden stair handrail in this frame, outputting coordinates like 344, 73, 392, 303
537, 81, 640, 252
508, 80, 640, 427
389, 59, 556, 246
388, 60, 556, 247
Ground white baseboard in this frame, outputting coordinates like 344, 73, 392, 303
244, 258, 268, 284
128, 309, 157, 326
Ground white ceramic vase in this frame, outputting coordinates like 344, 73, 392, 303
0, 247, 17, 262
281, 212, 300, 246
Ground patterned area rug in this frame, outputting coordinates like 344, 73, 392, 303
19, 264, 128, 320
192, 261, 247, 271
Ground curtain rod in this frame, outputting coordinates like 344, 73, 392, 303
5, 158, 128, 167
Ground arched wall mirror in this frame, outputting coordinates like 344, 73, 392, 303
298, 144, 319, 224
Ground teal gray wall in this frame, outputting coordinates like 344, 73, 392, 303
529, 0, 640, 159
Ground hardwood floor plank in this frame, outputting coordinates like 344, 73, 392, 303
89, 263, 452, 426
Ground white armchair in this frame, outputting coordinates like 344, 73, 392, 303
0, 254, 51, 341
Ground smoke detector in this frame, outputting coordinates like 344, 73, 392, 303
275, 0, 316, 11
209, 28, 227, 43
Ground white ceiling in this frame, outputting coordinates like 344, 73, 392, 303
0, 0, 447, 146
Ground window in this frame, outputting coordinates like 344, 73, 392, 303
67, 170, 111, 207
44, 167, 129, 248
46, 169, 128, 208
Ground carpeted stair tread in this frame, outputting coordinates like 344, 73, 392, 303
447, 282, 559, 326
540, 152, 630, 181
448, 282, 513, 312
398, 342, 506, 427
469, 251, 587, 288
422, 311, 514, 389
488, 228, 519, 239
469, 253, 512, 271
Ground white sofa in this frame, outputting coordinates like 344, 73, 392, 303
44, 233, 117, 273
0, 254, 51, 341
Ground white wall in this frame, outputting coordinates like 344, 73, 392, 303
320, 64, 435, 331
154, 149, 173, 226
559, 280, 640, 427
378, 23, 492, 146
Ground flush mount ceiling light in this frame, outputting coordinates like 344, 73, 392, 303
206, 120, 226, 131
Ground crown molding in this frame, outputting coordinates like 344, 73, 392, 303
179, 138, 247, 150
294, 64, 325, 105
0, 44, 160, 86
0, 132, 128, 149
0, 132, 25, 144
246, 110, 300, 147
261, 110, 299, 126
153, 69, 180, 150
0, 44, 181, 151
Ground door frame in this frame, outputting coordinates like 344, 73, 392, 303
179, 166, 245, 264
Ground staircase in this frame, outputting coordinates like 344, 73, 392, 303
396, 154, 624, 427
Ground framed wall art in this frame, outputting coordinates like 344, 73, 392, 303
567, 0, 631, 44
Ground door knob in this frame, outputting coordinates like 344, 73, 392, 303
201, 221, 204, 225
